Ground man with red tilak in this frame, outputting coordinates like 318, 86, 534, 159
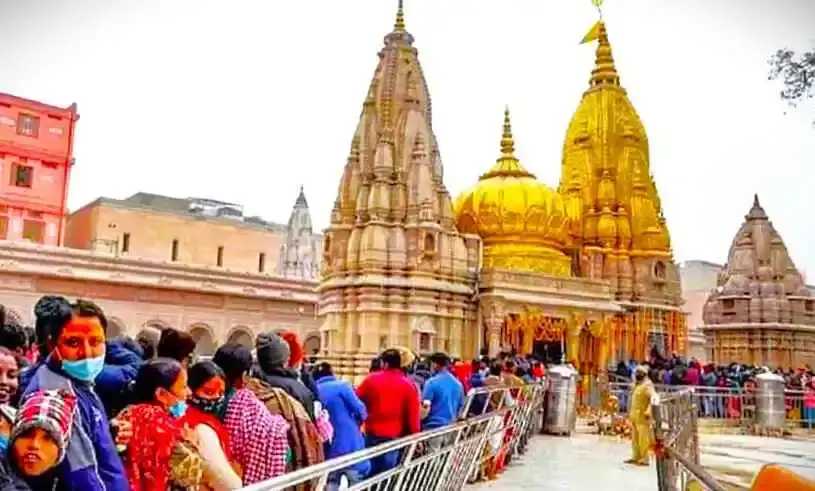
20, 296, 131, 491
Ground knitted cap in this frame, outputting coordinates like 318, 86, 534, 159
12, 389, 77, 464
255, 332, 290, 367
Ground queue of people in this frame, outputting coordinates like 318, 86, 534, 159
0, 296, 547, 490
613, 350, 815, 427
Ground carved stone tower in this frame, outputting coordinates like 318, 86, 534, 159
318, 2, 480, 379
277, 186, 320, 280
703, 195, 815, 367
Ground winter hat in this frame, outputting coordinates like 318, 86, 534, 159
255, 332, 290, 367
12, 389, 77, 464
278, 331, 304, 368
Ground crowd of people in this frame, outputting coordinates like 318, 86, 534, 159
0, 297, 545, 491
612, 349, 815, 425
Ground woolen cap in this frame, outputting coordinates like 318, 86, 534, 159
255, 332, 291, 367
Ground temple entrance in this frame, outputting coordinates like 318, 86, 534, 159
533, 341, 564, 365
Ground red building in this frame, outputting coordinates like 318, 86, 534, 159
0, 93, 78, 246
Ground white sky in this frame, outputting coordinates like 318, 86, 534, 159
1, 0, 813, 277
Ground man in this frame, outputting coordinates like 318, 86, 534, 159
253, 332, 316, 420
22, 296, 129, 491
357, 349, 420, 476
422, 352, 464, 431
627, 365, 657, 466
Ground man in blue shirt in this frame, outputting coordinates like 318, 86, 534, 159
421, 352, 464, 434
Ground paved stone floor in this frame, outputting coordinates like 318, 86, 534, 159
466, 433, 815, 490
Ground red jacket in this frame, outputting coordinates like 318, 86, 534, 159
357, 369, 420, 439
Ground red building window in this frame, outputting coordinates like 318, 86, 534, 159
11, 164, 33, 188
17, 113, 39, 137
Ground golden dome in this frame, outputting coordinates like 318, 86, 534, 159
454, 108, 572, 276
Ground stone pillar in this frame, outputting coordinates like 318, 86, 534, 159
480, 298, 504, 357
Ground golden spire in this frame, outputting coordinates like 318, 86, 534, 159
590, 21, 620, 88
480, 107, 536, 180
394, 0, 406, 32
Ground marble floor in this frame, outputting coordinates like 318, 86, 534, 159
466, 433, 815, 490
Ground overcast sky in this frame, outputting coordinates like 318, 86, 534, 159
1, 0, 813, 277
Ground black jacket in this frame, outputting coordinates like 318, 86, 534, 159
0, 459, 32, 491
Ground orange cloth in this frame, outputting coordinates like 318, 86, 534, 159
278, 331, 304, 368
750, 464, 815, 491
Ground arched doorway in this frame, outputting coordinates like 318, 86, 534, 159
107, 317, 126, 339
226, 327, 253, 348
188, 324, 216, 356
304, 333, 320, 356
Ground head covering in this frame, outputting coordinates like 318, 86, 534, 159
277, 331, 304, 368
391, 346, 415, 369
12, 389, 77, 464
255, 333, 290, 367
0, 404, 16, 424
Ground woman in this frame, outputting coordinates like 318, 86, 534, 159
181, 361, 242, 490
119, 358, 204, 491
803, 379, 815, 429
211, 343, 290, 485
0, 348, 20, 407
1, 389, 77, 491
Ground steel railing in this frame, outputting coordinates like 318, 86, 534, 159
607, 382, 814, 430
652, 388, 728, 491
241, 382, 546, 491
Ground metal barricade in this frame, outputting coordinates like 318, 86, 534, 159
652, 388, 727, 491
606, 382, 815, 432
242, 383, 546, 491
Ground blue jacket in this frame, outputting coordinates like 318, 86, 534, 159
315, 375, 370, 478
421, 370, 464, 430
96, 340, 143, 418
22, 360, 129, 491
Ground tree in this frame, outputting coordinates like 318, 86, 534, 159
768, 48, 814, 124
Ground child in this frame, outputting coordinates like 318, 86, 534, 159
3, 389, 77, 490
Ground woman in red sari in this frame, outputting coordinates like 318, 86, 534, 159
181, 360, 242, 490
120, 357, 202, 491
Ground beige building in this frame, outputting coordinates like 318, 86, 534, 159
0, 240, 320, 355
702, 195, 815, 368
65, 190, 322, 279
0, 187, 325, 355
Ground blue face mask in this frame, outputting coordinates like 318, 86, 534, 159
169, 400, 188, 419
0, 435, 8, 453
61, 355, 105, 382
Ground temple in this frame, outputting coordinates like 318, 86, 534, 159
277, 186, 322, 280
318, 4, 687, 381
702, 195, 815, 367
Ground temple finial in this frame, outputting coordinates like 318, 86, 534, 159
581, 18, 620, 88
394, 0, 406, 32
753, 193, 760, 208
479, 107, 535, 181
500, 106, 515, 158
591, 22, 620, 87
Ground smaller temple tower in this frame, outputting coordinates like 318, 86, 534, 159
702, 195, 815, 367
277, 186, 320, 280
